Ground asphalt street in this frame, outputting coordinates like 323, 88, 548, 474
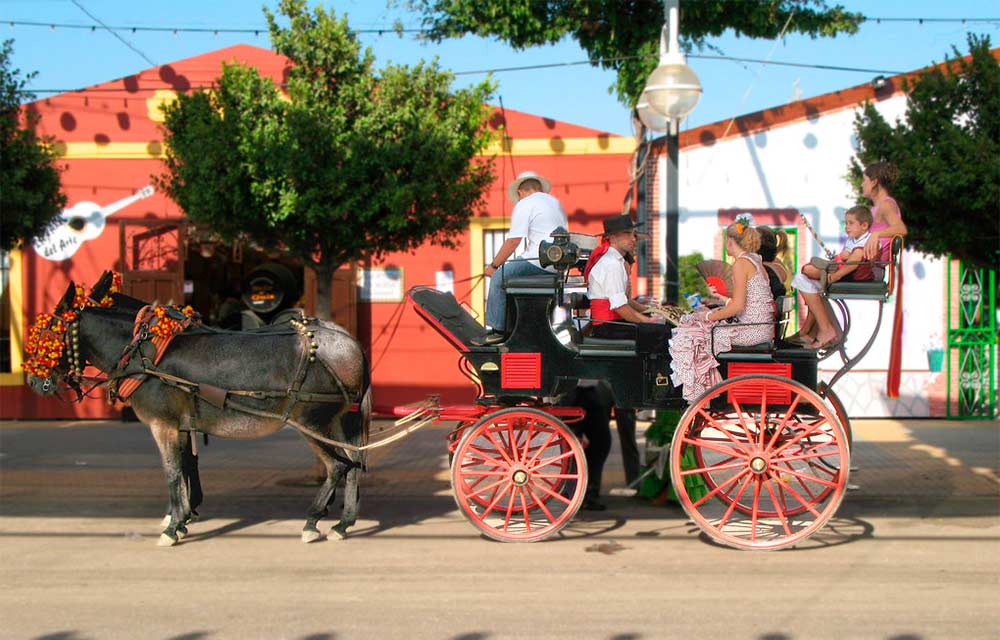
0, 417, 997, 640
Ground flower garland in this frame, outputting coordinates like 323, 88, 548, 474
149, 305, 196, 339
22, 272, 124, 378
22, 313, 70, 378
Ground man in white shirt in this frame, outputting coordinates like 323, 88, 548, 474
586, 214, 661, 339
473, 170, 568, 346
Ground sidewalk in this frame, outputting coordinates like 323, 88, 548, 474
1, 417, 997, 504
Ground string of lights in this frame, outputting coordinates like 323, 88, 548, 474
2, 15, 998, 36
21, 53, 906, 95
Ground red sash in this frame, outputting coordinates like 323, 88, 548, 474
590, 298, 622, 323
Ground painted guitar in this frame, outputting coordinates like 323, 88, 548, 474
33, 186, 155, 261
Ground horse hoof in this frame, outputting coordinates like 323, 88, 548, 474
328, 525, 347, 541
157, 533, 177, 547
301, 529, 324, 544
160, 515, 172, 528
176, 528, 188, 540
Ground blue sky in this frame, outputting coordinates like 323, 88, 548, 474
3, 1, 998, 135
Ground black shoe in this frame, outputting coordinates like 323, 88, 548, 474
471, 331, 506, 346
581, 495, 607, 511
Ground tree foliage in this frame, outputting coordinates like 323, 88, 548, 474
850, 35, 999, 270
0, 39, 66, 252
157, 0, 496, 318
403, 0, 862, 106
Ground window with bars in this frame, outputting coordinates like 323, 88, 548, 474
482, 227, 510, 307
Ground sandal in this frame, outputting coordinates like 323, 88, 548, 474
784, 332, 814, 345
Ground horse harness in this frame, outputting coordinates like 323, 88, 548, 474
100, 307, 368, 453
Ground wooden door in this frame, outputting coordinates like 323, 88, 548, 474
117, 219, 185, 304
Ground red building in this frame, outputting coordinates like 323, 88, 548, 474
1, 44, 638, 418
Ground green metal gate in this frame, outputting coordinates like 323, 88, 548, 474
946, 261, 997, 419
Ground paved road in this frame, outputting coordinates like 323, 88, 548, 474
1, 418, 997, 639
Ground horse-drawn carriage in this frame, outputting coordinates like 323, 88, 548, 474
24, 229, 899, 549
405, 230, 903, 549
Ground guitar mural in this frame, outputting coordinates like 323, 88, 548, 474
33, 186, 155, 261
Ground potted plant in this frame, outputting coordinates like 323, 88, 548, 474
925, 333, 945, 372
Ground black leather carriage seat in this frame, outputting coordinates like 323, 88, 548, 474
825, 235, 903, 301
407, 286, 487, 350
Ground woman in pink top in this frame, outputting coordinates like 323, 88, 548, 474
862, 161, 908, 261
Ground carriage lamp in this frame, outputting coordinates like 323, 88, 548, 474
538, 227, 581, 272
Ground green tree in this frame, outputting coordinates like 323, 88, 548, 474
157, 0, 496, 320
849, 35, 999, 270
403, 0, 862, 107
0, 40, 66, 252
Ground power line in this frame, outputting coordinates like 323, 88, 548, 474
68, 1, 156, 67
2, 15, 998, 36
20, 51, 908, 95
1, 19, 424, 35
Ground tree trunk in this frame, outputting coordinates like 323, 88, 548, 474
314, 263, 335, 322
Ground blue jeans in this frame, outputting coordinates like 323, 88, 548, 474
485, 259, 548, 331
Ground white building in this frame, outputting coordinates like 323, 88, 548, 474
641, 64, 964, 417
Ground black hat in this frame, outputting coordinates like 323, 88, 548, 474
602, 214, 647, 236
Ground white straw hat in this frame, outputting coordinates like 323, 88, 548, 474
507, 170, 552, 203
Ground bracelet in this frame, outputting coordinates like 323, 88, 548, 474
489, 262, 500, 270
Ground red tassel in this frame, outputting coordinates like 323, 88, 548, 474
887, 252, 904, 398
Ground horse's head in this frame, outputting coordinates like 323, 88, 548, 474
25, 281, 80, 397
24, 272, 137, 399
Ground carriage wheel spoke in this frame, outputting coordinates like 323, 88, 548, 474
693, 468, 751, 508
726, 398, 758, 444
716, 473, 753, 529
680, 459, 747, 477
762, 478, 793, 536
526, 430, 558, 467
758, 389, 768, 447
483, 429, 516, 466
461, 469, 508, 477
467, 476, 508, 501
532, 449, 576, 470
682, 436, 749, 459
532, 473, 581, 480
466, 445, 508, 469
501, 486, 518, 531
696, 409, 755, 452
528, 478, 573, 505
767, 471, 823, 518
507, 419, 521, 464
525, 484, 556, 524
750, 477, 763, 542
518, 488, 531, 533
770, 417, 831, 457
520, 420, 537, 462
766, 395, 802, 450
774, 463, 839, 489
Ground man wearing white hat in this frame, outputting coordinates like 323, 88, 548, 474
473, 170, 567, 346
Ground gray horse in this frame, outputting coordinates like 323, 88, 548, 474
26, 280, 372, 546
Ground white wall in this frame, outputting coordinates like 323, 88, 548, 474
671, 96, 946, 416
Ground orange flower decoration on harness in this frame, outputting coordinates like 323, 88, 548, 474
22, 272, 125, 378
22, 314, 68, 378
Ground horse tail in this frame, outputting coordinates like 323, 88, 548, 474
358, 350, 373, 470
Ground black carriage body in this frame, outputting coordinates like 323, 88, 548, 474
409, 276, 818, 411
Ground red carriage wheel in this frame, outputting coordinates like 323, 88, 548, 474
671, 375, 850, 550
451, 408, 587, 542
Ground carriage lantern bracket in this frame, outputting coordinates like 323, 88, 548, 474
539, 226, 580, 308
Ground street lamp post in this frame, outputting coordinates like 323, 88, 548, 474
638, 0, 701, 304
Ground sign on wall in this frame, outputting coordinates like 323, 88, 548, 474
32, 186, 154, 261
357, 267, 404, 302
